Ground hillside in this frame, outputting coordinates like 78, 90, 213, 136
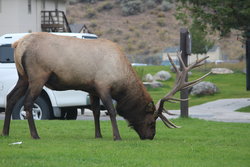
66, 0, 245, 64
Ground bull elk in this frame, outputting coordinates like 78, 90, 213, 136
2, 32, 209, 140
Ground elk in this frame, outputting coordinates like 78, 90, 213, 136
2, 32, 209, 140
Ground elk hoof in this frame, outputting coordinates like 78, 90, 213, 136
95, 134, 103, 139
31, 135, 40, 139
113, 136, 122, 141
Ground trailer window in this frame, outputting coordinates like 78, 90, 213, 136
0, 44, 14, 63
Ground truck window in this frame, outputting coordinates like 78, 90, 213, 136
82, 36, 97, 39
0, 44, 14, 63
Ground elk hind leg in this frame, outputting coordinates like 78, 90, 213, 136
24, 76, 49, 139
90, 94, 102, 138
2, 75, 28, 136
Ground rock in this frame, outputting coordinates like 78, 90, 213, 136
144, 73, 154, 82
154, 70, 171, 81
190, 81, 219, 96
143, 81, 163, 88
211, 68, 234, 74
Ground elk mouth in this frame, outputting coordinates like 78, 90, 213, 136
140, 135, 155, 140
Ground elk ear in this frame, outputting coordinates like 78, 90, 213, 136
146, 102, 155, 113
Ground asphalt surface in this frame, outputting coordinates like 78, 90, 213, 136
0, 98, 250, 123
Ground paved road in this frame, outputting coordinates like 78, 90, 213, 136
0, 98, 250, 123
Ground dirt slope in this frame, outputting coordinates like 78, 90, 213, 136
66, 1, 244, 63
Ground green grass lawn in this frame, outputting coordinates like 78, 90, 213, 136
135, 66, 249, 109
1, 65, 249, 167
1, 119, 250, 167
236, 105, 250, 113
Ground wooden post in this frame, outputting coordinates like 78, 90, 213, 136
246, 35, 250, 91
180, 28, 190, 117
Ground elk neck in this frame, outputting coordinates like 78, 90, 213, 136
114, 77, 153, 121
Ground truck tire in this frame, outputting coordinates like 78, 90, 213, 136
12, 96, 53, 120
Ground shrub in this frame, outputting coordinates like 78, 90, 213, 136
106, 28, 115, 34
161, 1, 173, 11
156, 18, 166, 27
116, 29, 123, 35
159, 30, 167, 41
89, 21, 97, 28
138, 41, 147, 49
141, 21, 151, 29
129, 26, 135, 32
98, 2, 113, 11
85, 8, 97, 18
145, 0, 157, 9
157, 11, 165, 18
121, 0, 144, 16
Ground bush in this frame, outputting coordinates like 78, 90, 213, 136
156, 18, 166, 27
98, 2, 113, 11
145, 0, 157, 9
89, 21, 97, 28
121, 0, 144, 16
161, 1, 173, 11
138, 41, 147, 49
85, 8, 97, 18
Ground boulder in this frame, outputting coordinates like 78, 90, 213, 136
154, 70, 171, 81
190, 81, 218, 96
144, 73, 154, 82
143, 81, 163, 88
211, 68, 234, 74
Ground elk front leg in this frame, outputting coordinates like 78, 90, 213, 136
90, 94, 102, 138
98, 92, 121, 141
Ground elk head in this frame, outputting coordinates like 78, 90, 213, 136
129, 101, 156, 140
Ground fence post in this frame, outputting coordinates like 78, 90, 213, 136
180, 28, 190, 117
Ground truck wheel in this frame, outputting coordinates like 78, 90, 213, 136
12, 96, 53, 120
61, 107, 78, 120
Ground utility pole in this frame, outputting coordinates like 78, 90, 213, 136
180, 28, 191, 117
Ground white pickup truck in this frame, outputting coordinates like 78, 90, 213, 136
0, 32, 98, 120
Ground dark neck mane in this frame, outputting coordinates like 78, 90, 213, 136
114, 79, 152, 122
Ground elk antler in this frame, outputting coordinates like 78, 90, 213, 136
154, 52, 211, 128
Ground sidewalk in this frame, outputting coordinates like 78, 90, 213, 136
165, 98, 250, 123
